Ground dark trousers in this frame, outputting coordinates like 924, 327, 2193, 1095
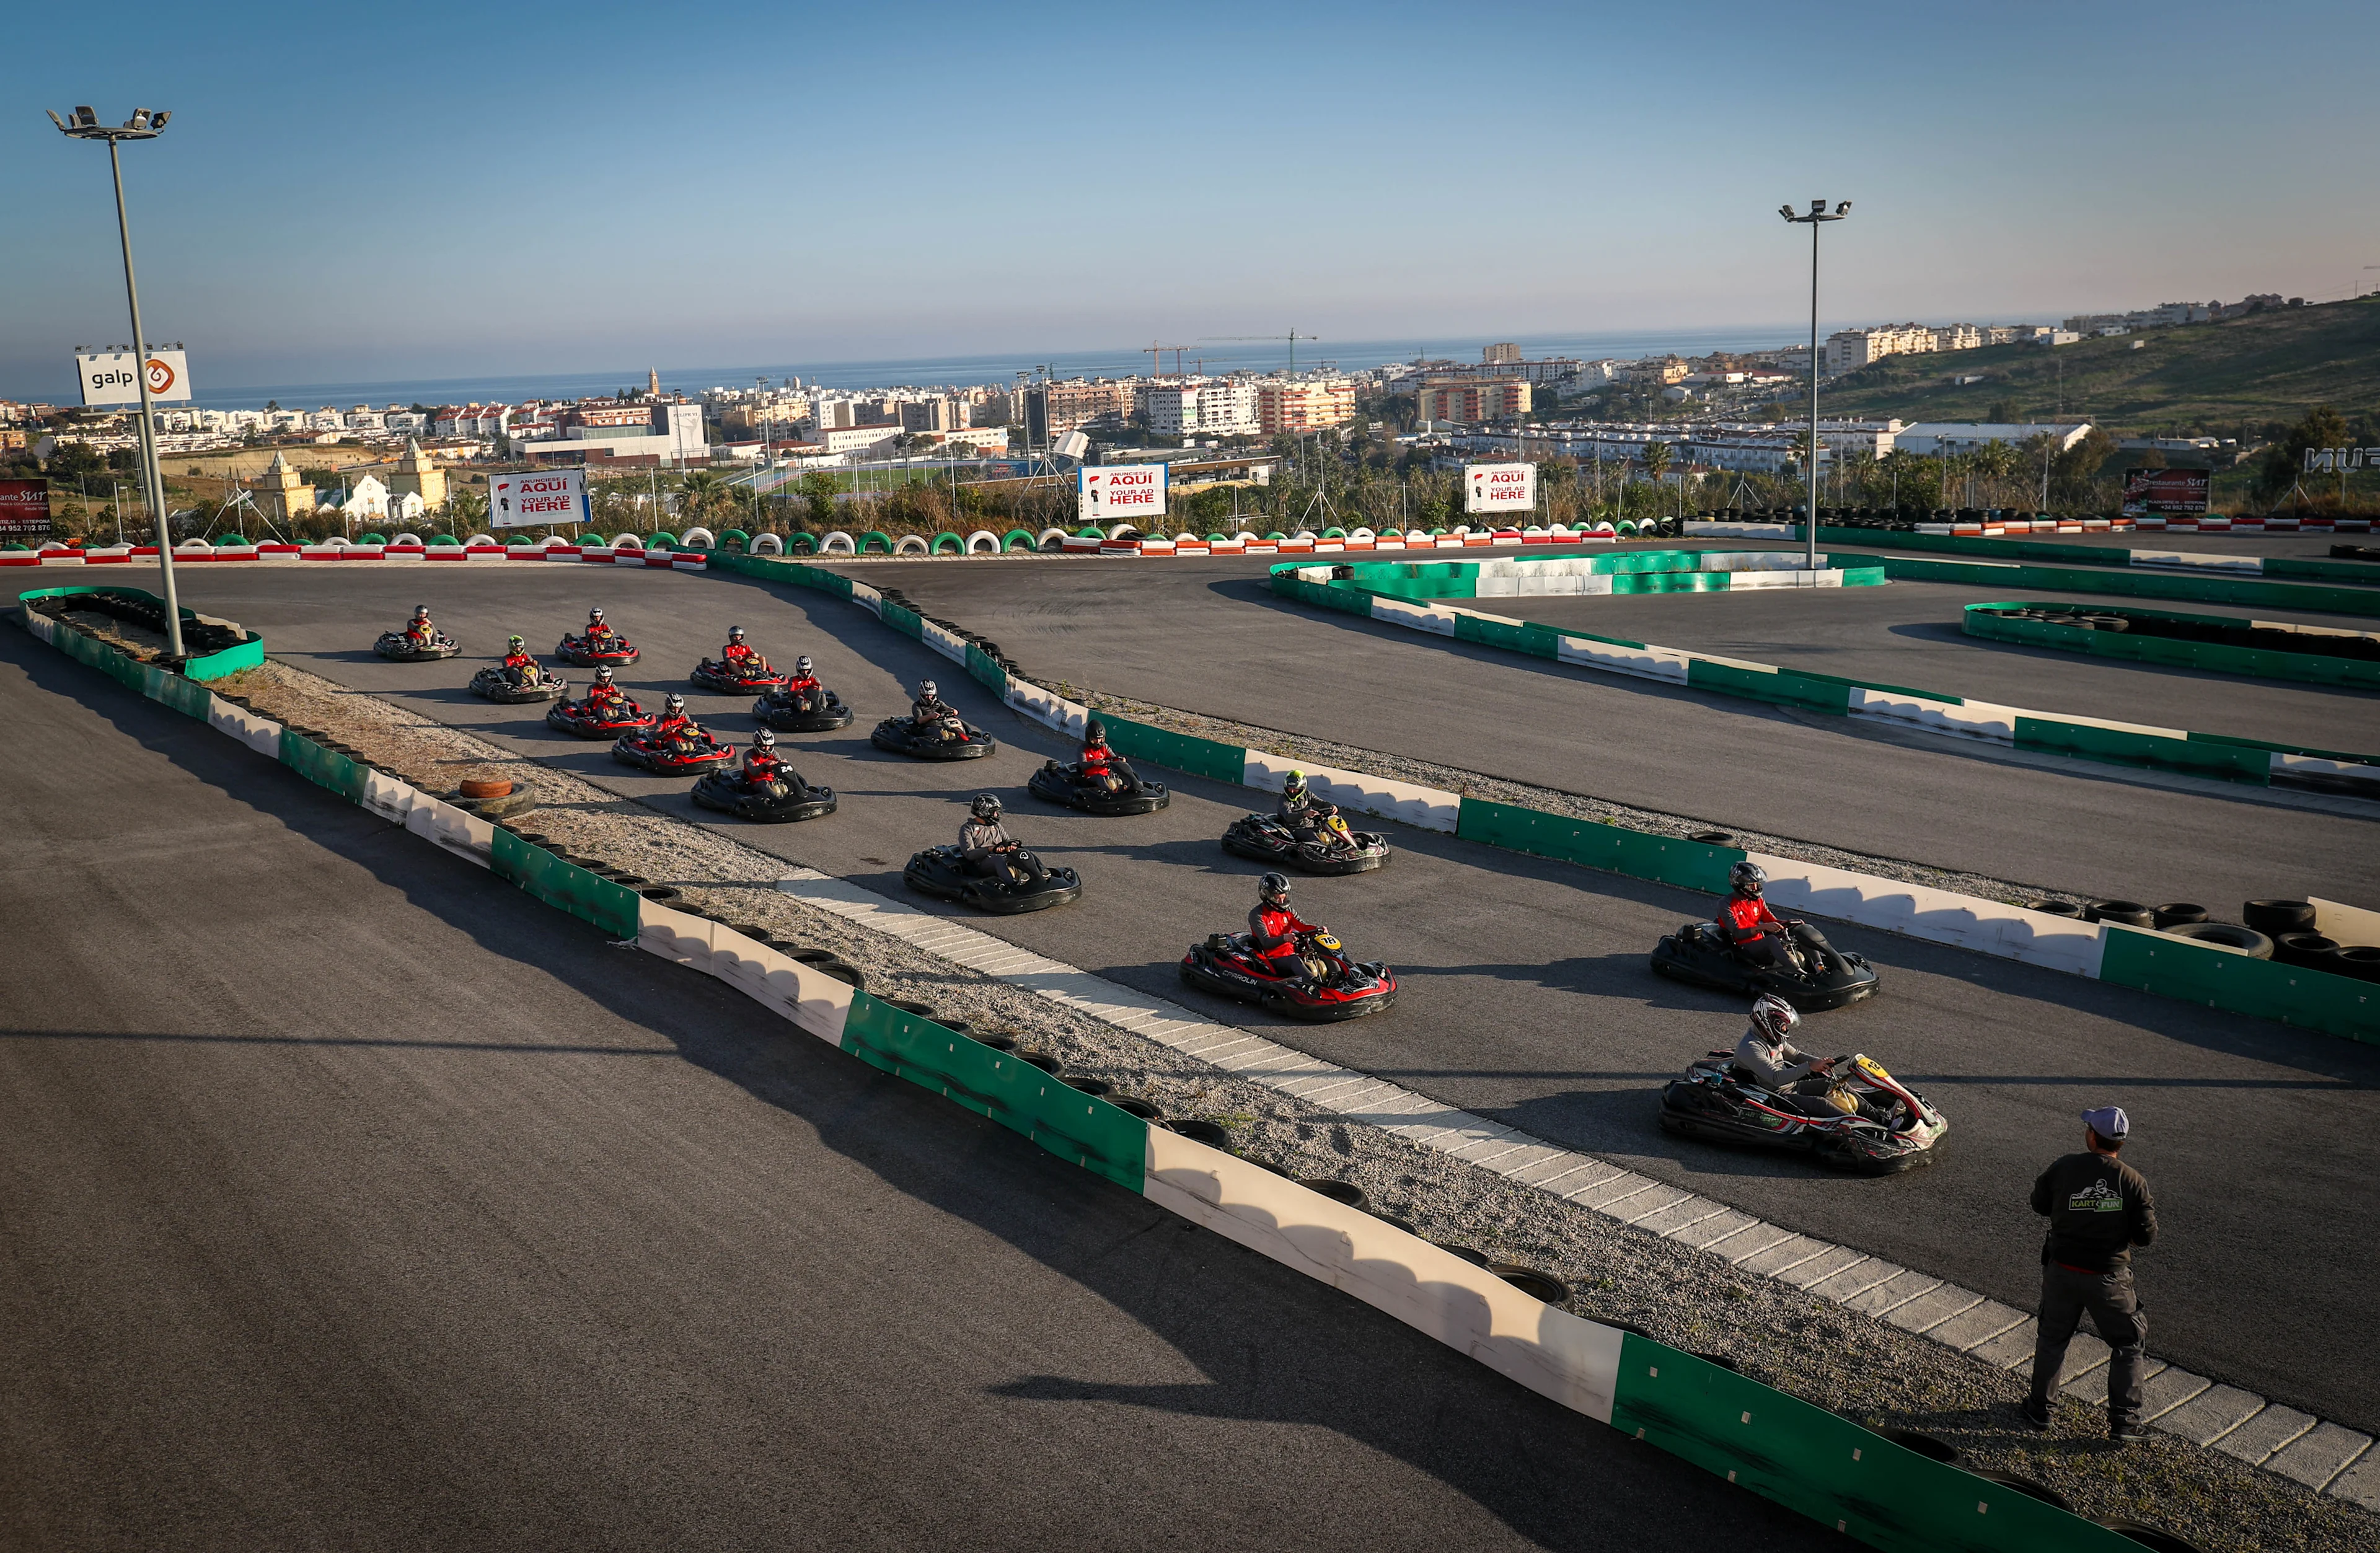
2026, 1263, 2148, 1425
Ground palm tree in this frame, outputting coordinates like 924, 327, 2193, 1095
1641, 440, 1673, 482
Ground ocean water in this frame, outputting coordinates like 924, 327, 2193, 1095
165, 327, 1810, 413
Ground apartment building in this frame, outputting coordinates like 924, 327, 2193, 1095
1139, 379, 1261, 438
1257, 377, 1357, 433
1416, 375, 1532, 424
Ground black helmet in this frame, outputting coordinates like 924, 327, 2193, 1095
754, 728, 777, 749
1730, 861, 1766, 897
728, 625, 746, 641
664, 693, 685, 713
971, 793, 1002, 820
1258, 871, 1292, 906
1284, 769, 1307, 797
1749, 993, 1799, 1042
594, 666, 615, 684
919, 679, 938, 698
1085, 718, 1108, 746
794, 654, 813, 675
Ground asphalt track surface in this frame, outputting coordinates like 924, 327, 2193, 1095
835, 554, 2376, 910
156, 563, 2380, 1432
0, 626, 1845, 1553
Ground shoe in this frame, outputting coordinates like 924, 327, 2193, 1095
2019, 1402, 2052, 1433
2110, 1419, 2151, 1444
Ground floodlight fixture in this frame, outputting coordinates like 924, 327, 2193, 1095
1835, 200, 1851, 215
1809, 198, 1826, 214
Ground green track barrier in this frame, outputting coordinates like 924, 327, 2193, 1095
1456, 798, 1742, 892
839, 992, 1148, 1189
1687, 659, 1854, 714
1102, 713, 1250, 785
2011, 716, 2270, 783
1962, 602, 2380, 689
1453, 612, 1562, 658
145, 666, 213, 719
278, 727, 369, 802
1611, 1335, 2141, 1551
1798, 525, 2380, 588
2098, 926, 2380, 1045
16, 583, 265, 680
965, 641, 1008, 693
2265, 555, 2380, 586
491, 829, 640, 939
1847, 553, 2380, 619
878, 599, 923, 639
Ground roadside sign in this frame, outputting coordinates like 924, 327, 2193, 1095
2120, 468, 2210, 516
0, 478, 51, 537
76, 349, 193, 405
1465, 462, 1536, 514
488, 469, 589, 528
1080, 463, 1167, 522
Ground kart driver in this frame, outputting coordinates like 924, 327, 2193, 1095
584, 666, 628, 710
649, 693, 702, 749
1247, 872, 1325, 979
743, 728, 789, 788
404, 604, 436, 643
719, 626, 762, 669
959, 793, 1049, 884
583, 607, 617, 643
1717, 861, 1804, 970
1078, 719, 1127, 792
912, 679, 963, 741
1277, 771, 1349, 848
781, 655, 821, 705
501, 635, 540, 683
1733, 993, 1836, 1096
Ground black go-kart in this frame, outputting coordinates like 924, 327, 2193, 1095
1650, 920, 1879, 1011
1179, 930, 1396, 1021
1028, 757, 1168, 816
1659, 1050, 1947, 1174
373, 629, 459, 662
902, 845, 1083, 914
754, 685, 855, 733
871, 715, 997, 760
690, 768, 837, 822
470, 665, 568, 703
612, 728, 735, 774
555, 631, 640, 667
1222, 811, 1389, 875
689, 656, 787, 695
545, 696, 655, 739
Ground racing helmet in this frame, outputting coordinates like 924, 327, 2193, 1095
594, 666, 615, 684
971, 793, 1002, 820
728, 625, 746, 641
412, 604, 430, 619
1085, 718, 1108, 746
754, 728, 777, 750
663, 693, 685, 714
919, 679, 938, 699
794, 655, 813, 675
1748, 993, 1799, 1042
1284, 770, 1307, 798
1258, 871, 1292, 907
1730, 860, 1767, 898
588, 607, 606, 623
506, 634, 525, 651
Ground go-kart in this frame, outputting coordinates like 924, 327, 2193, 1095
546, 695, 654, 739
689, 767, 837, 822
903, 845, 1082, 913
754, 684, 855, 733
1650, 920, 1879, 1011
612, 726, 735, 773
374, 629, 458, 662
871, 715, 997, 760
689, 656, 787, 694
1222, 811, 1388, 874
1659, 1050, 1946, 1174
555, 631, 640, 667
1028, 757, 1168, 816
1178, 930, 1396, 1021
469, 664, 568, 703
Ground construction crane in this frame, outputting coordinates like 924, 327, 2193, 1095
1201, 329, 1318, 374
1143, 341, 1192, 377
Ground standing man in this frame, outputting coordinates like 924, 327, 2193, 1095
2023, 1106, 2157, 1441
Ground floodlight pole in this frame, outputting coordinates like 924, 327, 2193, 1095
1779, 198, 1850, 573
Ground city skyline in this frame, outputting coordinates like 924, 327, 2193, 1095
9, 0, 2376, 399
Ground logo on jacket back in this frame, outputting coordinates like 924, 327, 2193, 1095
2067, 1180, 2123, 1213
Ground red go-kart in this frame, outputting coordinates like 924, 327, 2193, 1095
556, 631, 640, 667
1178, 929, 1396, 1021
612, 727, 736, 773
546, 695, 655, 739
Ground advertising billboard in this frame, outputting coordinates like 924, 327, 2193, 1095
76, 349, 193, 406
488, 469, 589, 528
0, 478, 52, 538
1464, 462, 1536, 514
2119, 467, 2211, 516
1079, 463, 1167, 523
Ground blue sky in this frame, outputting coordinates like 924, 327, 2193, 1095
7, 0, 2374, 397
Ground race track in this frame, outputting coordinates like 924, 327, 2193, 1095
151, 561, 2380, 1432
0, 623, 1846, 1553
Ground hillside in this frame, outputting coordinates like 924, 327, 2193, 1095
1817, 293, 2380, 436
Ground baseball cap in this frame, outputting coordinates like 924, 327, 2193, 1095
2081, 1105, 2130, 1140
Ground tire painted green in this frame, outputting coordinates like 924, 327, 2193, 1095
648, 530, 679, 549
1207, 533, 1229, 543
860, 530, 893, 554
359, 532, 389, 545
1002, 528, 1038, 552
719, 527, 751, 550
1322, 526, 1347, 539
931, 531, 965, 554
788, 532, 819, 553
428, 533, 462, 546
1076, 526, 1103, 539
1265, 531, 1288, 542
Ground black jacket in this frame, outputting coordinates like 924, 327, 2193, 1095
2031, 1150, 2157, 1273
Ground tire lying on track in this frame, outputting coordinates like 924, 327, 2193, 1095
2242, 899, 2316, 937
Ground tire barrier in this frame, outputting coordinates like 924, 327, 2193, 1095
700, 552, 2380, 1049
1269, 560, 2380, 797
1963, 602, 2380, 689
1719, 522, 2380, 587
20, 584, 264, 680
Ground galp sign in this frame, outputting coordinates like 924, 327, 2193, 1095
488, 469, 588, 528
76, 348, 193, 406
1080, 463, 1168, 522
1464, 462, 1536, 514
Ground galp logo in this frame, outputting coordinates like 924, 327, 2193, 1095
144, 357, 176, 395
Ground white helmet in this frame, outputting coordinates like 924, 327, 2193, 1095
1749, 993, 1799, 1042
794, 654, 813, 675
754, 728, 777, 749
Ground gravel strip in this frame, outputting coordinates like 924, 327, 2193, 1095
153, 647, 2368, 1551
1050, 683, 2096, 910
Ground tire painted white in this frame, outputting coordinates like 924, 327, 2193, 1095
174, 537, 214, 552
821, 530, 856, 554
390, 532, 425, 548
965, 529, 1000, 554
612, 534, 645, 550
751, 533, 785, 555
893, 534, 930, 555
465, 532, 498, 546
1104, 522, 1137, 540
678, 527, 715, 550
1036, 527, 1069, 550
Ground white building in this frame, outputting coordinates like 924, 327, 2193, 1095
1892, 422, 2094, 457
1139, 378, 1261, 438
